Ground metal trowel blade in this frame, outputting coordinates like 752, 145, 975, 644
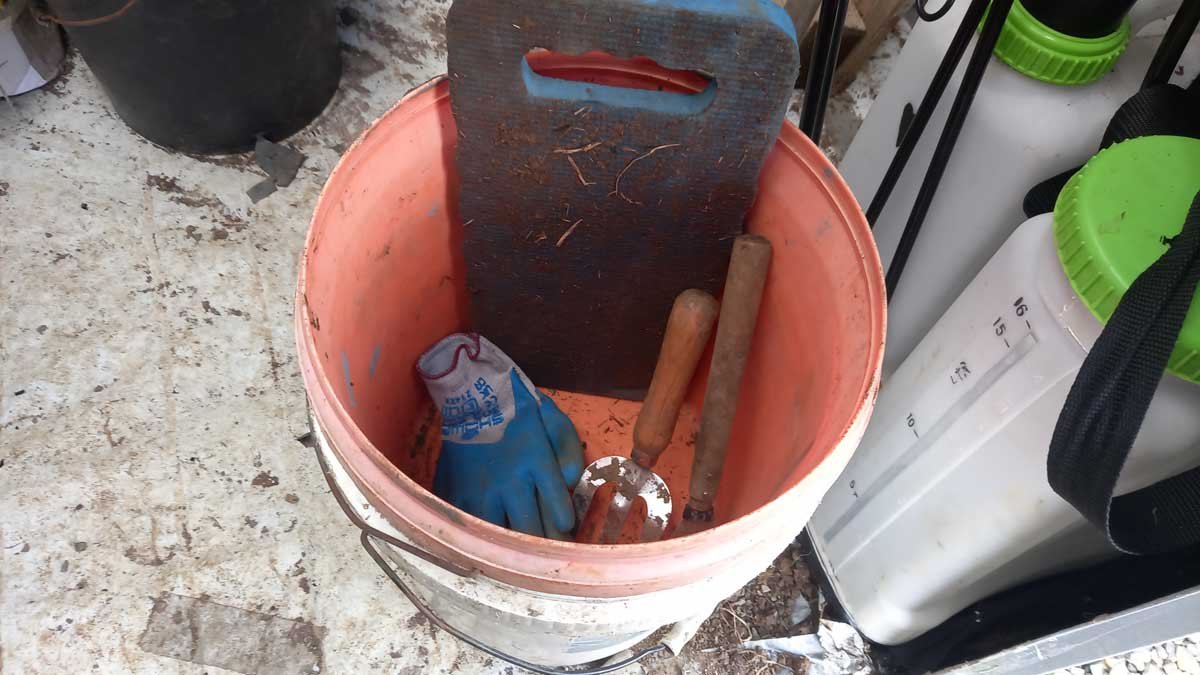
573, 455, 672, 544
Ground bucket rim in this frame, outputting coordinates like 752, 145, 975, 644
294, 74, 885, 595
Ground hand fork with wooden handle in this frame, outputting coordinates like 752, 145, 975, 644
573, 289, 719, 544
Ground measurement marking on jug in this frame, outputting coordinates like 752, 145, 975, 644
950, 360, 971, 385
825, 332, 1040, 545
996, 298, 1032, 350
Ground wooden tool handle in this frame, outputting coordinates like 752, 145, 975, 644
687, 235, 772, 514
631, 289, 720, 468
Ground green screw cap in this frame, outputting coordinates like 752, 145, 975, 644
989, 0, 1130, 86
1054, 136, 1200, 384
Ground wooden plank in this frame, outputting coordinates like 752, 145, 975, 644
774, 0, 821, 39
781, 0, 908, 94
797, 0, 868, 85
832, 0, 909, 92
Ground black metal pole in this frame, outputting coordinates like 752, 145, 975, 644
1143, 0, 1200, 88
885, 0, 1016, 300
799, 0, 850, 142
866, 0, 991, 227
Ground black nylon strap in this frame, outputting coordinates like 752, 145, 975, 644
1048, 192, 1200, 555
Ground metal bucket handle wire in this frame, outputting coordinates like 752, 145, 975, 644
302, 427, 669, 675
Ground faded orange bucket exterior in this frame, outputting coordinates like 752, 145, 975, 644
296, 62, 885, 599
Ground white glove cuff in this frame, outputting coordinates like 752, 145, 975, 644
417, 334, 539, 444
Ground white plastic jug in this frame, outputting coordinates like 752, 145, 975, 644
810, 136, 1200, 646
839, 0, 1200, 375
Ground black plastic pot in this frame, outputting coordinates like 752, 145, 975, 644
46, 0, 341, 154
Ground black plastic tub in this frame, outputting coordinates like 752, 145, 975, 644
46, 0, 341, 154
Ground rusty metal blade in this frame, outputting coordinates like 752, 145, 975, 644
574, 456, 672, 544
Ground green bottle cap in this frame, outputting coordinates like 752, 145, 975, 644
989, 0, 1130, 86
1054, 135, 1200, 384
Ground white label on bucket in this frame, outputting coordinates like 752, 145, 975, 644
566, 631, 647, 654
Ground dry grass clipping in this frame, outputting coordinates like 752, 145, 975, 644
554, 142, 602, 186
556, 219, 582, 247
611, 143, 680, 204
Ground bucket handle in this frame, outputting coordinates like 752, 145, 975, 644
302, 429, 476, 578
304, 429, 671, 674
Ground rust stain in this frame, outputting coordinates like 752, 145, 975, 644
124, 518, 177, 567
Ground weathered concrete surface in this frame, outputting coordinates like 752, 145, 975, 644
0, 2, 500, 673
0, 2, 903, 673
139, 593, 325, 675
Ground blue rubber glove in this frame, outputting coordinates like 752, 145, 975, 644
417, 334, 584, 538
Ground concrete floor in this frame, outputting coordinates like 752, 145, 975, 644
0, 3, 899, 674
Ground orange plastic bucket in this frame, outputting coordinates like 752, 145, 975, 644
296, 62, 884, 605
